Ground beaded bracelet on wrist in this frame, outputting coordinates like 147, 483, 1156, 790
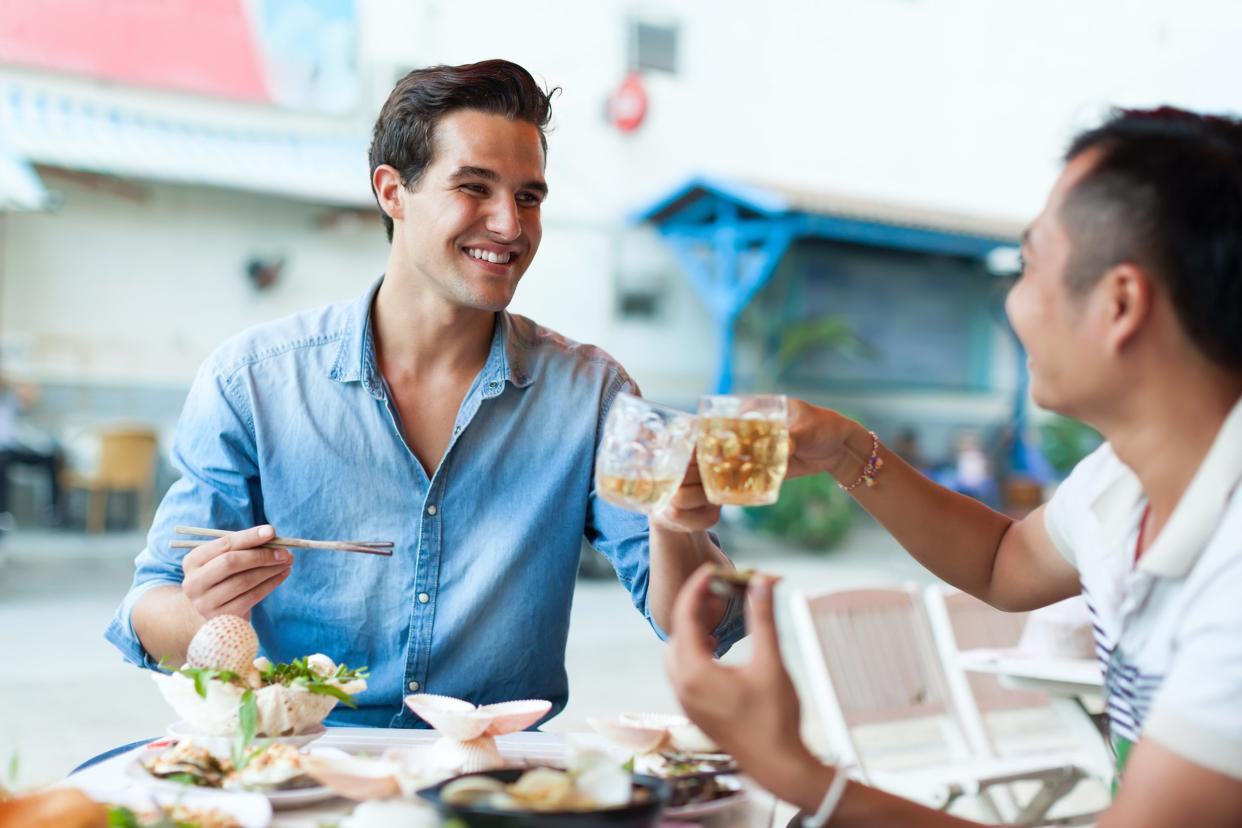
837, 430, 883, 492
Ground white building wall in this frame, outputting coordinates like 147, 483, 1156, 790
2, 0, 1240, 413
0, 176, 388, 387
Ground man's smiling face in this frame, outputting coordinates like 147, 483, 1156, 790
395, 108, 547, 311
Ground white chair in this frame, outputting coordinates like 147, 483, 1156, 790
789, 585, 1090, 825
924, 585, 1114, 796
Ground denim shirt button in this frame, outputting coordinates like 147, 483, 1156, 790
408, 680, 420, 691
418, 592, 430, 604
426, 504, 437, 516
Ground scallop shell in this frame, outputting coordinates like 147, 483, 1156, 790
668, 721, 720, 753
186, 615, 260, 675
479, 699, 552, 736
403, 694, 492, 741
300, 748, 401, 801
427, 735, 504, 775
403, 694, 551, 740
587, 715, 671, 754
153, 671, 366, 737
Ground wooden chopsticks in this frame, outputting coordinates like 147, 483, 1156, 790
172, 525, 394, 557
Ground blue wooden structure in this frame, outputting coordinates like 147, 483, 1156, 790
631, 175, 1021, 393
632, 175, 1051, 482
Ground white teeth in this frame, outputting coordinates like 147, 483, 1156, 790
465, 247, 511, 264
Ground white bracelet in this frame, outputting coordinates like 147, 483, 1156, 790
803, 765, 852, 828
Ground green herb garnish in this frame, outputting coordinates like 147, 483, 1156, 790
230, 688, 260, 769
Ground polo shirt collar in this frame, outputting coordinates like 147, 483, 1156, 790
1091, 395, 1242, 578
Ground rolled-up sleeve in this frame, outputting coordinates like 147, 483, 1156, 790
104, 359, 262, 669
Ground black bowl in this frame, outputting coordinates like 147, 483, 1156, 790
418, 768, 668, 828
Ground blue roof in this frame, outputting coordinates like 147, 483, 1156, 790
631, 175, 1021, 260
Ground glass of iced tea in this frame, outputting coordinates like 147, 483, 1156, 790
595, 393, 697, 515
696, 394, 789, 506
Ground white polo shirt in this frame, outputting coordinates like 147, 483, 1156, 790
1044, 397, 1242, 781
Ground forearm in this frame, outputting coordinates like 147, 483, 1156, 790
131, 585, 206, 668
824, 416, 1013, 605
831, 782, 984, 827
762, 752, 981, 827
647, 526, 730, 633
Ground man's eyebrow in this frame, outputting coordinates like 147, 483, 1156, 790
448, 166, 548, 195
449, 166, 499, 182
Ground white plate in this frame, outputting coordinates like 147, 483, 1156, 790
77, 784, 272, 828
167, 720, 327, 754
126, 746, 339, 810
664, 776, 748, 819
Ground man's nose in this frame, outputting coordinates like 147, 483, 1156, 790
485, 197, 521, 241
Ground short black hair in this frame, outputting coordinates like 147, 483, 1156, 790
1061, 107, 1242, 371
368, 59, 556, 241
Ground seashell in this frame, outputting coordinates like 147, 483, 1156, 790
508, 766, 575, 808
587, 715, 670, 755
427, 735, 504, 775
668, 721, 720, 754
404, 694, 492, 741
154, 672, 247, 736
186, 615, 260, 675
479, 699, 552, 736
301, 748, 401, 801
306, 653, 337, 677
252, 682, 340, 736
440, 773, 507, 806
153, 671, 366, 738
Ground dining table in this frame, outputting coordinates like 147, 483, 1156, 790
62, 727, 776, 827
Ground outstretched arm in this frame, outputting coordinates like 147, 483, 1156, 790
787, 401, 1079, 611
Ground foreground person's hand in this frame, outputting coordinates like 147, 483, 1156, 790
181, 524, 293, 619
665, 564, 831, 807
649, 451, 721, 534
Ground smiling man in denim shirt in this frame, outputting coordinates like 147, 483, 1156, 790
105, 60, 745, 728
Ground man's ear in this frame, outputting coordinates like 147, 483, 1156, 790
373, 165, 405, 224
1101, 263, 1153, 354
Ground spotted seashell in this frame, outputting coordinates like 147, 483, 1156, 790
186, 615, 259, 675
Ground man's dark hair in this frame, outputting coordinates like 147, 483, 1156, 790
368, 59, 555, 241
1061, 106, 1242, 371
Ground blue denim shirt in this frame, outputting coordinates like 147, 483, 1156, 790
106, 279, 744, 728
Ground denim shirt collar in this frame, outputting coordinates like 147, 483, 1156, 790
328, 276, 536, 399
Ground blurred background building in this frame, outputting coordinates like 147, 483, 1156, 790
0, 0, 1238, 527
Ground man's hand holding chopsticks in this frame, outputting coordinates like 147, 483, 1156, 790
181, 524, 292, 620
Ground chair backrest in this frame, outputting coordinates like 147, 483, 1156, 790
927, 585, 1047, 713
95, 429, 158, 488
790, 586, 958, 772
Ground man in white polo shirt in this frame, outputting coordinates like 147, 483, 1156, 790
664, 107, 1242, 826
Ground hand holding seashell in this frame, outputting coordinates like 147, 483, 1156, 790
181, 524, 294, 620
